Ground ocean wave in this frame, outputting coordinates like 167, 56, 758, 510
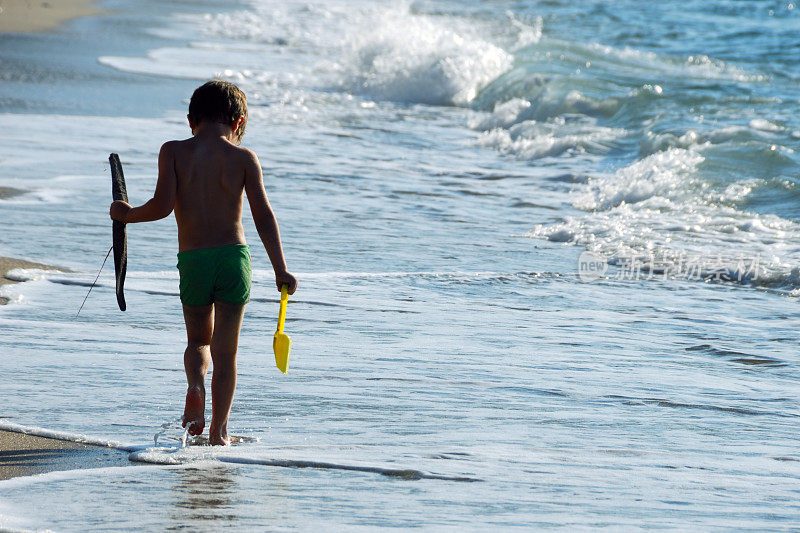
639, 124, 794, 157
585, 43, 767, 83
468, 88, 628, 160
467, 26, 799, 289
468, 32, 770, 165
477, 118, 626, 160
199, 2, 514, 106
335, 19, 510, 106
574, 148, 704, 210
315, 2, 513, 106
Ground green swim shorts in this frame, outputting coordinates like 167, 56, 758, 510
176, 244, 252, 306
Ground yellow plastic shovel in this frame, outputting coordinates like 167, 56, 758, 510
273, 284, 292, 374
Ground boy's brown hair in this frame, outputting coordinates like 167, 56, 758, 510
188, 80, 248, 143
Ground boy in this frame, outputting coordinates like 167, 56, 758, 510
110, 80, 297, 446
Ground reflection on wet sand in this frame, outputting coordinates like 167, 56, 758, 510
171, 465, 239, 525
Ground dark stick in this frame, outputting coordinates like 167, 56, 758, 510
109, 153, 128, 311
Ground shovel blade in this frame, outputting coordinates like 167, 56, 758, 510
273, 332, 292, 374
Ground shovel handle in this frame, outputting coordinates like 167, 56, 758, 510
277, 284, 288, 334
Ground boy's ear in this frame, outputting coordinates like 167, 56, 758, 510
187, 114, 197, 134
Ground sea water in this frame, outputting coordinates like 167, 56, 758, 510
1, 0, 800, 529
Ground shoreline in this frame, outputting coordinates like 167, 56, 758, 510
0, 0, 103, 34
0, 257, 62, 305
0, 186, 23, 199
0, 429, 129, 481
0, 188, 67, 304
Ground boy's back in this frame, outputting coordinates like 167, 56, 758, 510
170, 135, 250, 252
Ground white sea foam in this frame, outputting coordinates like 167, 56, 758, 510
0, 421, 476, 483
4, 268, 61, 283
506, 12, 543, 50
332, 10, 511, 105
749, 118, 785, 132
478, 118, 626, 160
0, 421, 131, 450
530, 147, 800, 286
468, 98, 531, 130
97, 3, 517, 107
128, 445, 479, 481
468, 86, 629, 159
574, 148, 704, 211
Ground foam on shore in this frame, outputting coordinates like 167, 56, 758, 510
0, 257, 63, 305
0, 258, 53, 278
0, 422, 481, 483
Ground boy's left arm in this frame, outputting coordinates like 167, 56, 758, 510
110, 142, 177, 223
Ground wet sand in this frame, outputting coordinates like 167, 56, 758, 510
0, 0, 102, 33
0, 429, 130, 480
0, 186, 23, 199
0, 187, 64, 303
0, 256, 57, 305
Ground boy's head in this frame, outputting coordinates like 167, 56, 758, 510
188, 80, 248, 143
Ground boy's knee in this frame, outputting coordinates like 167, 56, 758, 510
187, 341, 210, 352
212, 353, 236, 367
210, 342, 238, 360
212, 362, 236, 380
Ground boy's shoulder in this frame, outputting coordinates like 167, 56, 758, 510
162, 137, 199, 148
163, 137, 257, 159
158, 138, 188, 157
226, 144, 260, 170
228, 142, 258, 160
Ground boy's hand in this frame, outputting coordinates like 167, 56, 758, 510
110, 200, 132, 222
275, 270, 298, 295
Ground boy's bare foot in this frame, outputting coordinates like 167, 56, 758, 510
208, 423, 230, 446
182, 386, 205, 436
209, 434, 231, 446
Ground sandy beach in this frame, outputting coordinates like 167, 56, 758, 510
0, 429, 129, 480
0, 0, 102, 33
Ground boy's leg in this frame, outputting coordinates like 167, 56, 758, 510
182, 303, 214, 436
208, 300, 246, 446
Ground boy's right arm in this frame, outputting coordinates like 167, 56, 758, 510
243, 150, 297, 294
110, 142, 177, 223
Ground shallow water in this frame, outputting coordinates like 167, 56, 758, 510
1, 0, 800, 530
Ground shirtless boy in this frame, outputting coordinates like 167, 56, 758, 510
110, 80, 298, 445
